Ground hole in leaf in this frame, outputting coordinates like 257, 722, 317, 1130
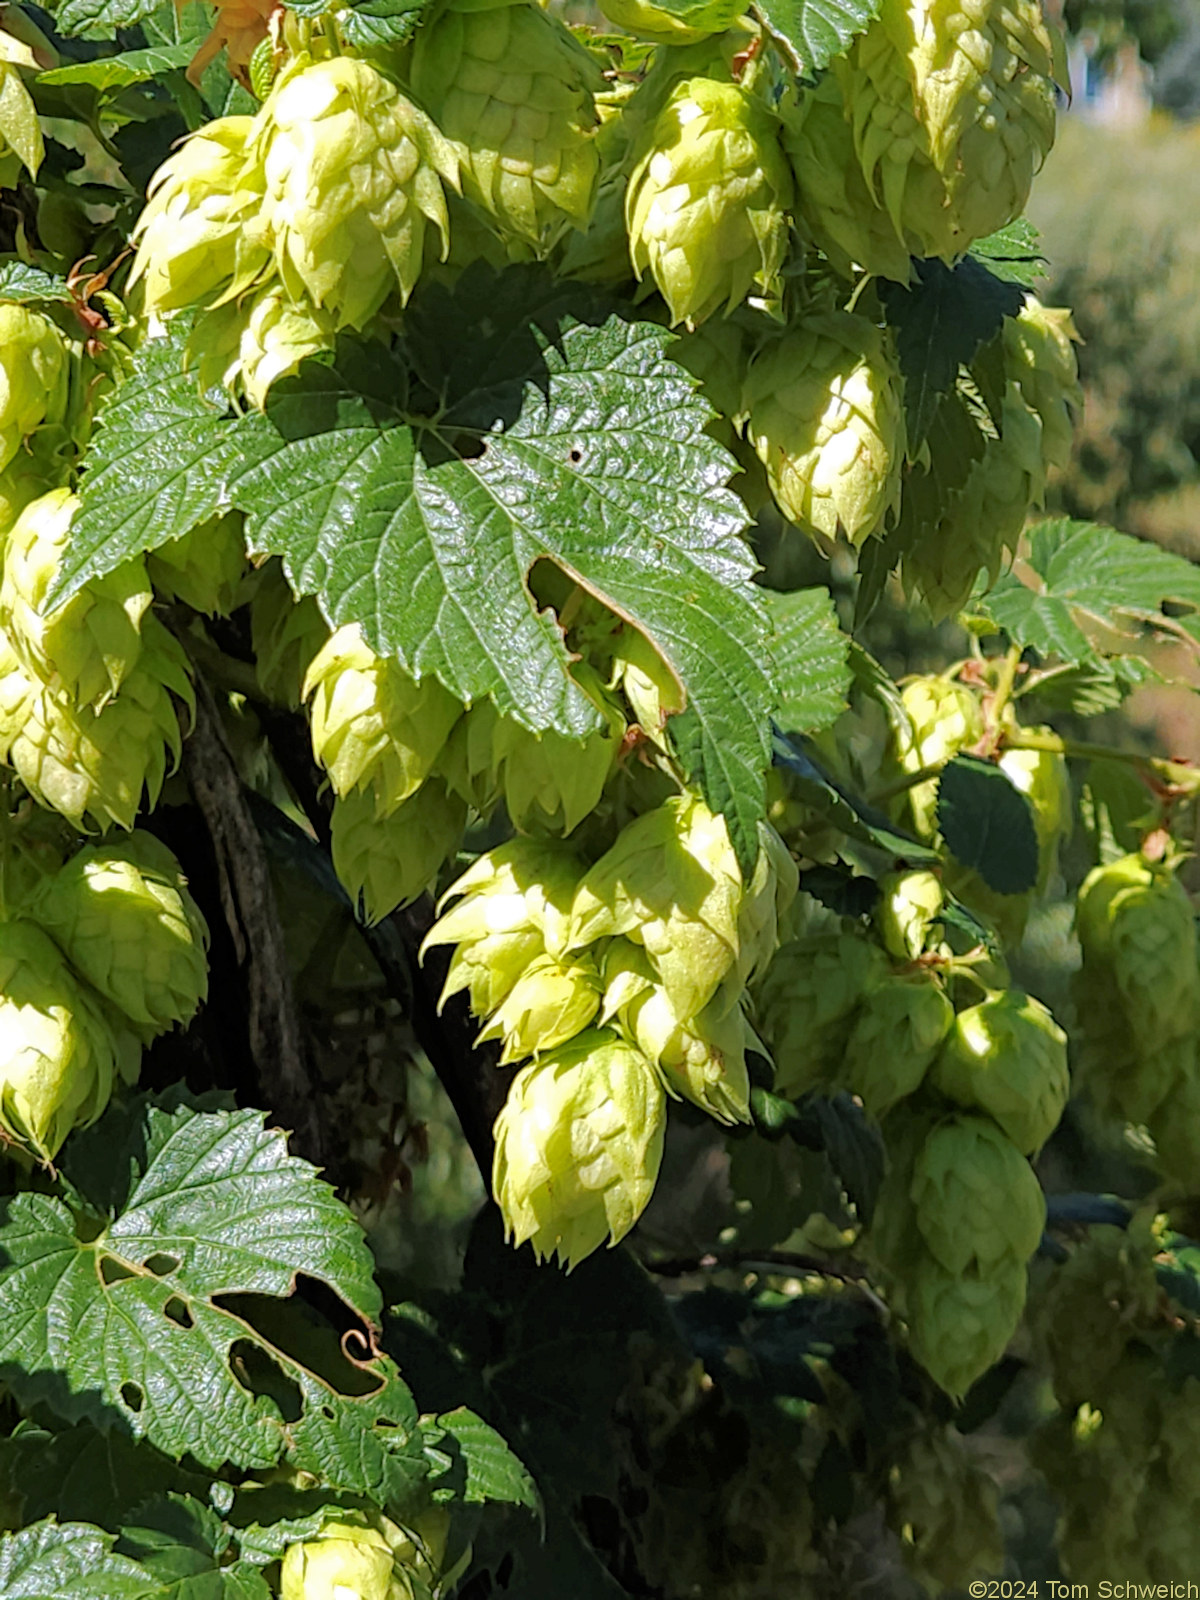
214, 1283, 379, 1397
121, 1382, 143, 1412
322, 1405, 335, 1420
98, 1255, 138, 1286
227, 1339, 303, 1424
143, 1253, 181, 1277
163, 1296, 194, 1330
569, 447, 582, 464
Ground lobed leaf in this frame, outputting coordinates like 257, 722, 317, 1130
765, 587, 852, 734
753, 0, 882, 74
0, 1521, 153, 1598
38, 43, 193, 89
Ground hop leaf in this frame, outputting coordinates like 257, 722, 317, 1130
930, 989, 1069, 1155
0, 918, 135, 1161
744, 312, 905, 547
410, 0, 603, 247
31, 831, 209, 1043
626, 76, 793, 328
0, 304, 68, 472
492, 1027, 666, 1268
253, 54, 458, 327
911, 1115, 1045, 1275
330, 778, 468, 925
304, 624, 464, 814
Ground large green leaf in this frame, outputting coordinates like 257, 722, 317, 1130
0, 1095, 423, 1495
764, 587, 852, 734
881, 257, 1026, 447
937, 755, 1038, 894
55, 0, 162, 37
116, 1497, 272, 1600
38, 44, 193, 90
753, 0, 881, 74
0, 262, 72, 304
57, 269, 773, 866
422, 1408, 540, 1511
0, 1522, 153, 1599
975, 517, 1200, 663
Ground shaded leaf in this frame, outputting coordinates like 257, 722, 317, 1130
937, 755, 1038, 894
773, 728, 938, 864
117, 1497, 272, 1600
968, 219, 1046, 288
423, 1409, 539, 1511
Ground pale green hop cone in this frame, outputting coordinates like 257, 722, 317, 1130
250, 563, 330, 709
32, 831, 208, 1043
598, 0, 743, 44
743, 312, 905, 547
477, 950, 603, 1063
906, 1250, 1030, 1399
626, 75, 793, 327
911, 1115, 1045, 1276
893, 676, 984, 838
930, 989, 1068, 1155
753, 929, 889, 1098
280, 1515, 414, 1600
147, 512, 248, 616
190, 282, 338, 411
843, 971, 954, 1119
875, 868, 945, 960
492, 1027, 666, 1268
0, 303, 68, 473
411, 0, 604, 247
331, 778, 467, 925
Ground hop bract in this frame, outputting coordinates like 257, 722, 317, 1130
744, 313, 904, 547
410, 0, 603, 247
424, 839, 585, 1017
569, 794, 742, 1018
832, 0, 1064, 260
598, 0, 742, 43
254, 54, 457, 327
32, 832, 208, 1043
911, 1115, 1045, 1276
0, 918, 131, 1162
128, 116, 267, 315
304, 624, 463, 814
626, 76, 793, 328
0, 303, 68, 472
492, 1027, 666, 1268
931, 990, 1068, 1155
0, 489, 153, 709
331, 779, 467, 925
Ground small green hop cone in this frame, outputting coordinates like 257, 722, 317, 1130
423, 838, 586, 1016
411, 0, 603, 248
906, 1251, 1029, 1399
0, 918, 128, 1162
744, 312, 905, 548
250, 562, 330, 708
147, 512, 248, 616
843, 971, 954, 1118
735, 822, 799, 987
911, 1115, 1045, 1276
1004, 297, 1082, 472
626, 76, 793, 327
569, 793, 742, 1017
0, 303, 69, 472
930, 989, 1068, 1155
478, 950, 603, 1063
0, 489, 154, 710
304, 624, 463, 814
1148, 1057, 1200, 1185
753, 929, 889, 1097
190, 282, 337, 411
280, 1514, 414, 1600
1076, 853, 1200, 1053
331, 778, 467, 925
781, 75, 914, 284
31, 831, 209, 1042
128, 116, 268, 315
492, 1027, 666, 1268
893, 676, 984, 837
875, 868, 944, 960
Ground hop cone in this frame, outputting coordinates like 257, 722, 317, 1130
608, 625, 684, 753
744, 313, 905, 547
304, 624, 463, 813
734, 821, 799, 986
191, 282, 337, 410
280, 1515, 414, 1600
626, 76, 792, 328
0, 918, 132, 1161
128, 116, 267, 315
1073, 974, 1188, 1126
781, 75, 913, 284
894, 675, 983, 836
875, 868, 944, 960
32, 832, 208, 1043
569, 794, 742, 1018
487, 667, 625, 835
492, 1027, 665, 1268
1076, 852, 1200, 1053
0, 489, 153, 710
886, 1426, 1003, 1591
147, 513, 247, 617
906, 1250, 1029, 1398
832, 0, 1064, 260
602, 941, 751, 1125
931, 990, 1068, 1154
253, 55, 457, 327
0, 631, 193, 832
0, 303, 68, 472
753, 930, 888, 1097
911, 1115, 1045, 1275
410, 0, 603, 247
1004, 296, 1082, 472
423, 838, 584, 1017
331, 779, 467, 925
251, 563, 329, 708
843, 971, 953, 1118
478, 951, 603, 1063
1147, 1059, 1200, 1186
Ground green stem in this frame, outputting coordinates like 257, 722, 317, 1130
1002, 728, 1200, 794
868, 761, 944, 806
986, 641, 1024, 737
